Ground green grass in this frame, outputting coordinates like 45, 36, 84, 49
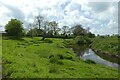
0, 35, 2, 57
0, 35, 2, 79
2, 37, 119, 78
91, 36, 118, 55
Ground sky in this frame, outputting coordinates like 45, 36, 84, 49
0, 0, 119, 35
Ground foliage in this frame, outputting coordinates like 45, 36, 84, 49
62, 26, 69, 35
87, 32, 95, 38
48, 21, 58, 36
35, 15, 44, 29
74, 36, 92, 44
26, 28, 39, 37
91, 36, 119, 55
5, 19, 24, 39
72, 24, 86, 36
27, 22, 46, 37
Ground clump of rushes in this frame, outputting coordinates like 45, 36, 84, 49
44, 39, 53, 43
49, 66, 58, 73
84, 59, 96, 64
49, 54, 64, 65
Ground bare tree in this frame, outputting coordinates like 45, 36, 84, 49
62, 25, 69, 35
41, 20, 49, 40
35, 15, 44, 29
43, 20, 49, 32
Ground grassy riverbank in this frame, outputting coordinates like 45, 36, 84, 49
0, 35, 2, 57
91, 36, 119, 55
2, 37, 119, 78
0, 35, 2, 79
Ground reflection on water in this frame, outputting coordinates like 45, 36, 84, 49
80, 49, 119, 68
69, 44, 119, 69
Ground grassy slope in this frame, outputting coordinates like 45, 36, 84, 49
91, 36, 118, 55
0, 35, 2, 57
0, 35, 1, 78
2, 37, 118, 78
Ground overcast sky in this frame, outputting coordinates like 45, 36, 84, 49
0, 0, 119, 35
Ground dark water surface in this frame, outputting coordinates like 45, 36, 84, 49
69, 44, 119, 69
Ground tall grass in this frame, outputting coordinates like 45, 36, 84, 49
2, 37, 118, 78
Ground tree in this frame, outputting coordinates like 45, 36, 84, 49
27, 27, 38, 37
48, 21, 58, 36
5, 18, 24, 39
42, 20, 49, 32
87, 32, 95, 38
72, 24, 86, 36
41, 20, 49, 40
86, 27, 90, 33
62, 26, 69, 35
35, 15, 44, 29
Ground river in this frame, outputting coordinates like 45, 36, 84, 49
68, 44, 120, 69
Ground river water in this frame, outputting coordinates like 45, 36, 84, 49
69, 44, 119, 69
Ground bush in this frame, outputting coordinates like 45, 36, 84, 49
74, 36, 91, 44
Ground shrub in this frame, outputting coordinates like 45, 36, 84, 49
74, 36, 91, 44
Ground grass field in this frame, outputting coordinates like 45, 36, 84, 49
91, 36, 119, 55
0, 35, 2, 79
0, 35, 2, 57
2, 37, 119, 78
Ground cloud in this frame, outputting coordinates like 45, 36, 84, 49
0, 0, 118, 35
108, 19, 117, 29
88, 2, 111, 13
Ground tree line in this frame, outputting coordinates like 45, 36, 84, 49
5, 15, 95, 39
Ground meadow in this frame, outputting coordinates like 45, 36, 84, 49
91, 36, 119, 55
0, 35, 2, 78
2, 37, 119, 78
